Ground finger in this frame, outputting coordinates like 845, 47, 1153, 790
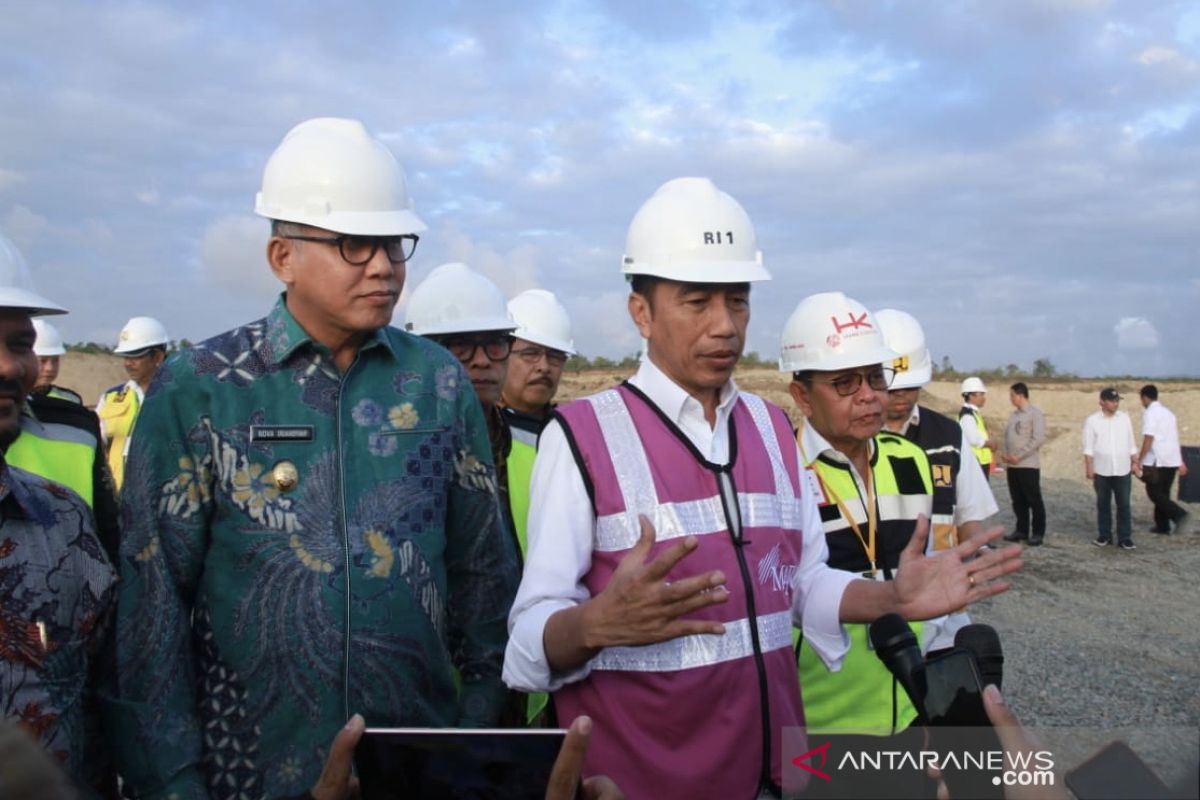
660, 570, 726, 603
982, 684, 1040, 760
957, 525, 1006, 556
643, 533, 701, 582
630, 515, 658, 561
546, 715, 591, 800
900, 515, 930, 560
313, 714, 365, 799
968, 555, 1025, 586
662, 586, 731, 621
582, 775, 626, 800
656, 618, 728, 641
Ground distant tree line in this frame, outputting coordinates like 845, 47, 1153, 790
65, 339, 194, 354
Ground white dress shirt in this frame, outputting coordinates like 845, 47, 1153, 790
959, 402, 987, 449
1140, 401, 1183, 468
503, 357, 856, 692
1083, 409, 1138, 476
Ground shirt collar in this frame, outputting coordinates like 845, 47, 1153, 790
265, 293, 398, 366
0, 460, 54, 523
798, 417, 877, 469
632, 356, 739, 428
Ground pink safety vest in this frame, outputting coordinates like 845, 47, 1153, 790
554, 383, 807, 799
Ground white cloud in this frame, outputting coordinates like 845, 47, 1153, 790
200, 216, 277, 300
1113, 317, 1160, 350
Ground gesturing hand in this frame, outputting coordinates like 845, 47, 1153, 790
894, 516, 1024, 622
582, 515, 730, 650
545, 716, 625, 800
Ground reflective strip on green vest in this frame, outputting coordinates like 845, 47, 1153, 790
9, 419, 96, 507
505, 434, 549, 724
969, 411, 992, 466
796, 434, 932, 734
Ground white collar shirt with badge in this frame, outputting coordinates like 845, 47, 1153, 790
503, 356, 858, 694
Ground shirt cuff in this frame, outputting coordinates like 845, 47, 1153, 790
503, 599, 593, 693
793, 567, 857, 672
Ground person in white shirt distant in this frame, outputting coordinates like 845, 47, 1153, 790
1136, 384, 1190, 535
1082, 387, 1140, 549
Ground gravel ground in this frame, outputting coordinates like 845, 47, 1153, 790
968, 474, 1199, 787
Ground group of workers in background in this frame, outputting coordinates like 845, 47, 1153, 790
0, 113, 1183, 800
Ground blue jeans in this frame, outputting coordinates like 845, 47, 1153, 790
1094, 473, 1132, 544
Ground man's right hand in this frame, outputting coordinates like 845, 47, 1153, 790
580, 515, 730, 650
543, 515, 729, 673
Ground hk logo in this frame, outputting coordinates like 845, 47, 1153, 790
792, 741, 832, 781
831, 312, 872, 333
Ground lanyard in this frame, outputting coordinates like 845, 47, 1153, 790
800, 434, 879, 577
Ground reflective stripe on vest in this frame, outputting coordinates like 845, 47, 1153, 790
508, 437, 536, 554
8, 418, 96, 507
795, 434, 932, 735
961, 407, 992, 466
98, 387, 140, 491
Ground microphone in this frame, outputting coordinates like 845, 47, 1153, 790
868, 613, 928, 723
955, 624, 1004, 690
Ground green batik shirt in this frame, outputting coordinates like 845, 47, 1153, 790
109, 296, 519, 800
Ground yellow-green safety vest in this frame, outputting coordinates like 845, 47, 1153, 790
794, 432, 933, 735
505, 425, 549, 724
97, 385, 141, 491
8, 416, 97, 508
962, 407, 992, 467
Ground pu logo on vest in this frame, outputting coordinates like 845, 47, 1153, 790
893, 355, 910, 374
703, 231, 734, 244
931, 463, 953, 488
757, 543, 799, 594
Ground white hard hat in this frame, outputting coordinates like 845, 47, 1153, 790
32, 319, 66, 356
114, 316, 170, 354
778, 291, 897, 373
875, 309, 932, 389
255, 117, 427, 236
960, 377, 987, 394
0, 233, 67, 316
404, 263, 517, 336
507, 289, 575, 355
622, 177, 770, 283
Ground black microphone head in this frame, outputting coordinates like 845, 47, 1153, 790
869, 613, 918, 657
955, 624, 1004, 690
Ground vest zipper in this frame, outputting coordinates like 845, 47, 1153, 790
716, 468, 774, 796
336, 365, 353, 724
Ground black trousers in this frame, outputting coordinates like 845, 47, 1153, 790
1007, 467, 1046, 539
1143, 466, 1187, 531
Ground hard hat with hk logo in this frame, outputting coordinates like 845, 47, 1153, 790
778, 291, 897, 373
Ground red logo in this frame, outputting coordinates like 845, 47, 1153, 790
826, 333, 842, 349
792, 741, 832, 781
831, 312, 872, 333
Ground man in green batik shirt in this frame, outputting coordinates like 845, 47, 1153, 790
109, 118, 519, 799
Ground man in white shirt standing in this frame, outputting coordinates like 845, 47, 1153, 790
503, 177, 1022, 799
1136, 384, 1191, 535
1083, 387, 1140, 549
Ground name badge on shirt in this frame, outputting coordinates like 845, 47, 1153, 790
250, 425, 315, 443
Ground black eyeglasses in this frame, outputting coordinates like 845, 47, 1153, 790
803, 366, 895, 396
512, 345, 568, 367
282, 233, 419, 265
436, 335, 513, 363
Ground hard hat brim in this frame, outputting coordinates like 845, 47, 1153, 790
255, 206, 428, 237
0, 288, 67, 317
779, 344, 900, 374
406, 317, 518, 337
512, 329, 576, 356
889, 365, 933, 389
621, 258, 771, 284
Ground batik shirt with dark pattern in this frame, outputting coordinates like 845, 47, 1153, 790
110, 296, 519, 800
0, 462, 116, 792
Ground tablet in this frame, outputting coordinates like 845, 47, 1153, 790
355, 727, 569, 800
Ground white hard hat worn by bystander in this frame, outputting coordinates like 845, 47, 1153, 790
622, 177, 770, 284
874, 309, 932, 390
507, 289, 575, 355
32, 319, 66, 356
404, 263, 517, 336
114, 316, 170, 355
254, 117, 427, 237
960, 377, 987, 395
778, 291, 897, 373
0, 233, 67, 316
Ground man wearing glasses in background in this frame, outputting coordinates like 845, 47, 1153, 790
110, 119, 518, 799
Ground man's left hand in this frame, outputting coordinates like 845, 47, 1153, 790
894, 517, 1023, 621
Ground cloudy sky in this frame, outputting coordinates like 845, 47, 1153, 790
2, 0, 1198, 376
